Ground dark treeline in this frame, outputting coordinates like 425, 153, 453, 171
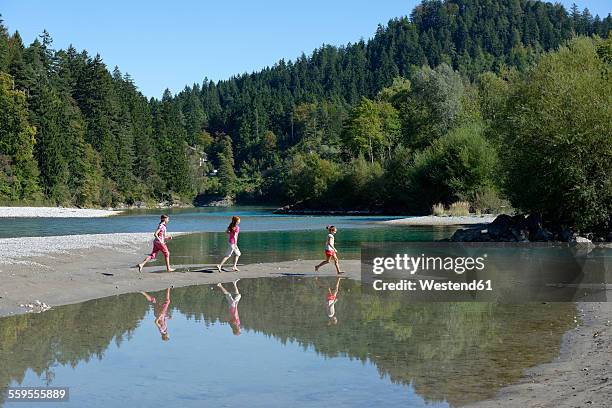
0, 0, 610, 230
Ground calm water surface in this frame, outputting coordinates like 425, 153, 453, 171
164, 226, 460, 265
0, 278, 574, 407
0, 206, 408, 238
0, 206, 462, 263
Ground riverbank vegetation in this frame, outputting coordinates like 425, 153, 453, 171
0, 0, 610, 231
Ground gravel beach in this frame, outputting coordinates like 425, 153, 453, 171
0, 233, 166, 264
381, 215, 497, 226
0, 206, 122, 218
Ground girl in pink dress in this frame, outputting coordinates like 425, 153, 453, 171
138, 215, 175, 272
217, 216, 241, 272
140, 288, 172, 341
217, 280, 241, 335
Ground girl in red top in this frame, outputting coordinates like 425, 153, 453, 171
315, 225, 343, 274
217, 216, 241, 272
137, 215, 175, 272
316, 276, 342, 325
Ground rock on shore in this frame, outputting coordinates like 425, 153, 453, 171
450, 214, 605, 243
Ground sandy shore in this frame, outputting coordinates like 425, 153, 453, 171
0, 235, 361, 317
0, 206, 122, 218
381, 215, 497, 226
0, 233, 609, 407
467, 302, 612, 407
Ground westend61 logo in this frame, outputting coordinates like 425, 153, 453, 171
372, 253, 487, 275
361, 243, 610, 302
370, 253, 492, 293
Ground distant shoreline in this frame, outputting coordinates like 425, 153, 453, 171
0, 206, 123, 218
273, 208, 387, 215
379, 215, 497, 226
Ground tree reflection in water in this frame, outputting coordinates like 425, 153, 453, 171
0, 277, 574, 406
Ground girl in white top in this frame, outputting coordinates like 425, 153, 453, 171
316, 276, 342, 325
315, 225, 343, 274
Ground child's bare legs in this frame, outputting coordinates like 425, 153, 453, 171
232, 255, 240, 272
164, 254, 175, 272
217, 256, 230, 272
232, 280, 240, 294
315, 256, 332, 272
332, 254, 343, 274
217, 282, 229, 295
334, 276, 342, 293
140, 291, 155, 303
138, 256, 153, 272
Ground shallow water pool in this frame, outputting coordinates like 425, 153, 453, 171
0, 278, 575, 407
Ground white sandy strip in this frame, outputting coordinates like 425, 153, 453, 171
0, 233, 163, 264
382, 215, 497, 226
0, 207, 122, 218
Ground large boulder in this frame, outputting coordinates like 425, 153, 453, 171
556, 227, 575, 242
450, 228, 491, 242
531, 227, 554, 241
448, 214, 585, 243
510, 227, 529, 242
487, 214, 513, 239
526, 213, 542, 236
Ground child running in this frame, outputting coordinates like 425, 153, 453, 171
217, 280, 241, 335
138, 214, 175, 273
316, 276, 342, 325
217, 216, 241, 272
140, 288, 172, 341
315, 225, 343, 274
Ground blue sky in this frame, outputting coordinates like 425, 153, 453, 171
1, 0, 609, 98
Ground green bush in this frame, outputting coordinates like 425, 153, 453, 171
498, 37, 612, 230
333, 156, 385, 208
469, 186, 512, 215
283, 152, 340, 201
407, 120, 499, 213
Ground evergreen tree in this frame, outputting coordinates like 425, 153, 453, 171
0, 72, 41, 200
155, 90, 193, 199
217, 134, 237, 197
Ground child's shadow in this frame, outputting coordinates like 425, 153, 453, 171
191, 268, 218, 273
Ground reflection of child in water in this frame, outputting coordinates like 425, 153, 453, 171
316, 277, 342, 325
141, 288, 172, 341
217, 280, 241, 335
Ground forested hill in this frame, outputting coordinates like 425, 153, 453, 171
0, 0, 610, 228
197, 0, 610, 161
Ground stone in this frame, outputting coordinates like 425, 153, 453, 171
511, 227, 529, 242
558, 228, 575, 242
450, 228, 489, 242
526, 213, 543, 236
511, 214, 528, 230
531, 227, 554, 242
